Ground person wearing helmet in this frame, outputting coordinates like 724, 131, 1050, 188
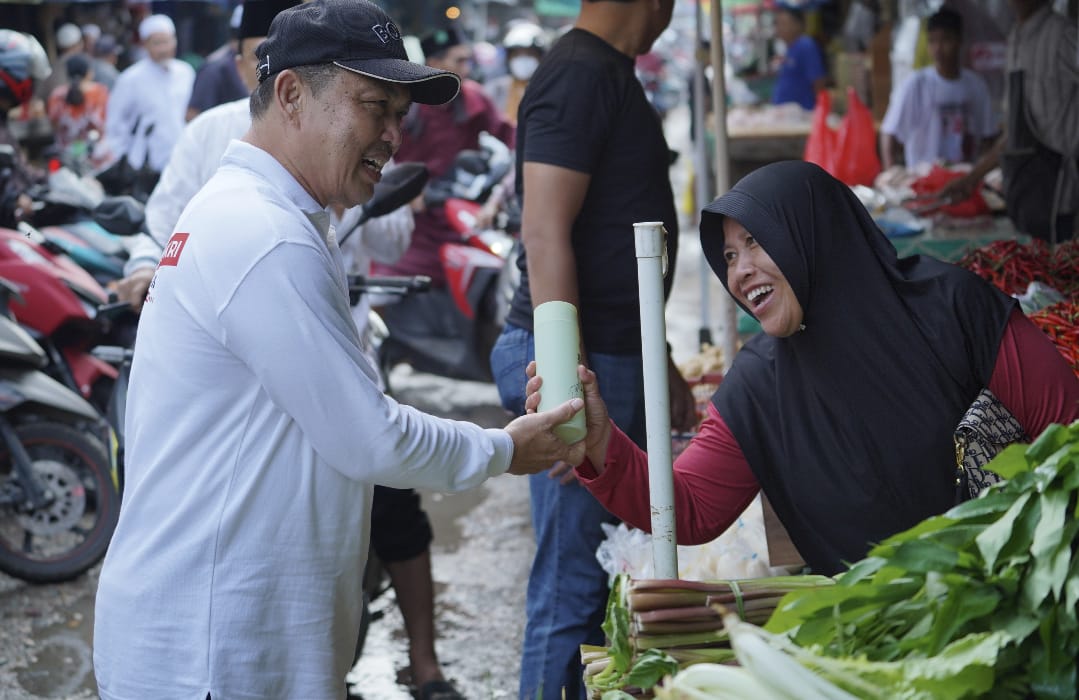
486, 21, 546, 123
0, 29, 49, 228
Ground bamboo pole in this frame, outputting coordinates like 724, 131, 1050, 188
708, 0, 739, 371
693, 0, 714, 349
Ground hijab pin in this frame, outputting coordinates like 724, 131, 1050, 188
799, 323, 806, 331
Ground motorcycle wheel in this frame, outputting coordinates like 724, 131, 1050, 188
0, 421, 119, 583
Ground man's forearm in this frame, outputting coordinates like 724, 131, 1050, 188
880, 132, 897, 170
969, 133, 1006, 182
526, 234, 579, 309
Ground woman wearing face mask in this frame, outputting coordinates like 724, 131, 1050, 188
485, 21, 547, 123
523, 160, 1079, 576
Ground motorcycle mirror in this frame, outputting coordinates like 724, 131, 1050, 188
454, 150, 488, 176
361, 162, 429, 220
0, 276, 25, 312
92, 195, 147, 236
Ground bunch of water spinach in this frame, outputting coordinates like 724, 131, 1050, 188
764, 420, 1079, 699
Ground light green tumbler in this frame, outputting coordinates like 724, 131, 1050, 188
534, 300, 587, 444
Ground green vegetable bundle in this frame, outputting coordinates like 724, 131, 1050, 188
584, 574, 834, 697
764, 420, 1079, 699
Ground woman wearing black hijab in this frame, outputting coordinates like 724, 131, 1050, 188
534, 161, 1079, 575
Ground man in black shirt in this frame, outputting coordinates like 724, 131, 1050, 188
489, 1, 694, 697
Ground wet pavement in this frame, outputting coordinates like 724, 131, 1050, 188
0, 103, 721, 700
0, 371, 531, 700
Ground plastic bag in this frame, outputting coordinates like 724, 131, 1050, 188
833, 87, 881, 186
909, 165, 989, 218
802, 89, 834, 173
1014, 281, 1066, 315
594, 494, 792, 583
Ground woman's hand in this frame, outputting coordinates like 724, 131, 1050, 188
524, 361, 612, 482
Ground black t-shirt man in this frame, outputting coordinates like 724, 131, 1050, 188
505, 28, 678, 354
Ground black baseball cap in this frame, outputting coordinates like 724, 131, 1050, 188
255, 0, 460, 105
239, 0, 301, 43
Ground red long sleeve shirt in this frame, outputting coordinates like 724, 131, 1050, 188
577, 310, 1079, 545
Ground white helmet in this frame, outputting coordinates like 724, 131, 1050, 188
0, 30, 50, 105
503, 22, 546, 53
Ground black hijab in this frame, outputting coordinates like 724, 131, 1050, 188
701, 161, 1016, 575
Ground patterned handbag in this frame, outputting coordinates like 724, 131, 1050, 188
953, 388, 1028, 503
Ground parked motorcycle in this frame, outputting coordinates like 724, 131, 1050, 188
0, 277, 118, 583
376, 133, 519, 385
0, 220, 125, 412
31, 162, 130, 286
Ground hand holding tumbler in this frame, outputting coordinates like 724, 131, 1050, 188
534, 301, 587, 444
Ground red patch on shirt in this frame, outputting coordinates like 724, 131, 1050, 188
159, 233, 190, 267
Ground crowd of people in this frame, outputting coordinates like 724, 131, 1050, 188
0, 0, 1076, 699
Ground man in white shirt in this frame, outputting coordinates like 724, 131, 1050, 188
91, 2, 587, 698
112, 4, 459, 693
880, 7, 998, 171
103, 15, 194, 175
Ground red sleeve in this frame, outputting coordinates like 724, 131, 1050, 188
989, 308, 1079, 439
576, 403, 760, 545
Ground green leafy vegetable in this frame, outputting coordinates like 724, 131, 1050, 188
762, 420, 1079, 699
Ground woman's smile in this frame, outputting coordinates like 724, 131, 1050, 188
723, 218, 804, 337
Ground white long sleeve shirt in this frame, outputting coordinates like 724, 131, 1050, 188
93, 140, 513, 700
334, 188, 414, 337
104, 58, 194, 173
137, 98, 409, 322
144, 97, 251, 248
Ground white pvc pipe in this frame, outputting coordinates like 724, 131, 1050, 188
634, 221, 678, 579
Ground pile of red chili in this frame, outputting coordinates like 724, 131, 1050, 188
959, 240, 1079, 376
957, 240, 1053, 295
1029, 302, 1079, 372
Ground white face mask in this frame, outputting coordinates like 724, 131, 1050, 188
508, 55, 539, 81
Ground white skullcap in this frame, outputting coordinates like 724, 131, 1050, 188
56, 23, 82, 50
138, 14, 176, 41
82, 24, 101, 42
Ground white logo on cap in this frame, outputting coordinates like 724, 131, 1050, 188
371, 21, 401, 44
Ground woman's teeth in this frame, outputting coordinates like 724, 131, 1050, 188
747, 285, 774, 304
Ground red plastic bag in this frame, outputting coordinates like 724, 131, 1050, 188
909, 166, 989, 218
833, 88, 881, 186
802, 90, 835, 172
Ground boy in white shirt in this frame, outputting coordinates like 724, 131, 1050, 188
880, 7, 998, 171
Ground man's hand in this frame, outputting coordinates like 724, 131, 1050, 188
107, 267, 155, 313
504, 397, 586, 475
938, 173, 978, 204
525, 362, 612, 480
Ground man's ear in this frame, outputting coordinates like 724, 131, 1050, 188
274, 70, 304, 117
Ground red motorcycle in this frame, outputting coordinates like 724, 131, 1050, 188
375, 134, 519, 384
0, 222, 121, 411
